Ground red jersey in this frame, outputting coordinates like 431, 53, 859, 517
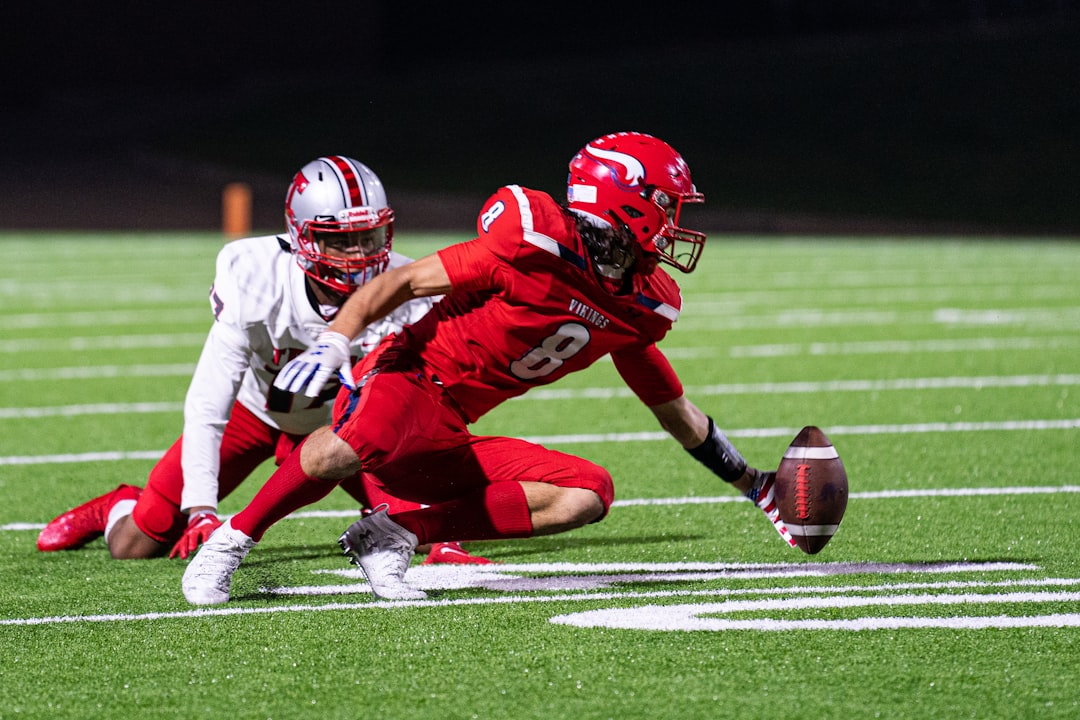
398, 185, 685, 422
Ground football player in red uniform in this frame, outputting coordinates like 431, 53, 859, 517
37, 156, 489, 566
182, 132, 794, 604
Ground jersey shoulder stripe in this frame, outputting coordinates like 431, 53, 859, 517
635, 292, 680, 322
508, 185, 587, 271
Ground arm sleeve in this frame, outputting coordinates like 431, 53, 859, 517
436, 186, 528, 292
179, 319, 251, 512
351, 251, 438, 353
611, 342, 684, 407
437, 239, 504, 293
355, 295, 435, 354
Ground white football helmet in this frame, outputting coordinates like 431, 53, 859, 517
285, 156, 394, 295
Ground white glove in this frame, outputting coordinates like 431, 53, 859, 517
273, 331, 355, 397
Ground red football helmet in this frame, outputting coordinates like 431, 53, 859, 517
567, 132, 706, 273
284, 156, 394, 295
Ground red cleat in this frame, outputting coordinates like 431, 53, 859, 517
422, 542, 493, 565
37, 484, 142, 552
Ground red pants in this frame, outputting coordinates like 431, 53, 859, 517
132, 401, 400, 543
331, 342, 614, 513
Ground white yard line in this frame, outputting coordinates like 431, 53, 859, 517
675, 306, 1080, 331
0, 402, 184, 419
3, 333, 1075, 383
0, 308, 207, 330
2, 418, 1077, 466
4, 485, 1079, 532
2, 568, 1076, 630
516, 373, 1080, 401
515, 419, 1080, 446
3, 373, 1078, 415
684, 283, 1079, 306
0, 364, 197, 382
724, 335, 1080, 358
0, 333, 208, 353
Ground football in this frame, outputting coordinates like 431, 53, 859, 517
774, 426, 848, 554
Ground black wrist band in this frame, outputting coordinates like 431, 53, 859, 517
686, 416, 747, 483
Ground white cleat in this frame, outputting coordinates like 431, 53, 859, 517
181, 519, 256, 605
338, 508, 427, 600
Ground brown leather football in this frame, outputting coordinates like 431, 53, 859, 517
774, 426, 848, 554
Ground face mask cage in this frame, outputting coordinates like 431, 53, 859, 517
294, 208, 394, 294
643, 186, 706, 273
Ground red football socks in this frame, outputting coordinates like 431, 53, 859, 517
229, 444, 339, 541
392, 482, 533, 544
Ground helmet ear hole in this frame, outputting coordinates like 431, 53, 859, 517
603, 209, 633, 237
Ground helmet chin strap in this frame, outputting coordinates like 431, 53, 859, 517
304, 276, 348, 321
593, 261, 626, 280
568, 207, 641, 293
592, 258, 637, 295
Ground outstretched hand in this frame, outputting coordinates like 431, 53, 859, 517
744, 470, 798, 548
273, 331, 355, 398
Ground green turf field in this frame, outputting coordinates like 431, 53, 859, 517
1, 232, 1078, 719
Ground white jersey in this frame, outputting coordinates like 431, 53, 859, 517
180, 235, 433, 511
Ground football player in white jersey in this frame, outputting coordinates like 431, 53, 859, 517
37, 156, 490, 565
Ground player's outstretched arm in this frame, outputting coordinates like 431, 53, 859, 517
273, 254, 453, 398
331, 252, 452, 340
649, 395, 753, 488
651, 395, 797, 548
616, 346, 771, 494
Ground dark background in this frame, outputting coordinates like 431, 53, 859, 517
3, 2, 1078, 235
